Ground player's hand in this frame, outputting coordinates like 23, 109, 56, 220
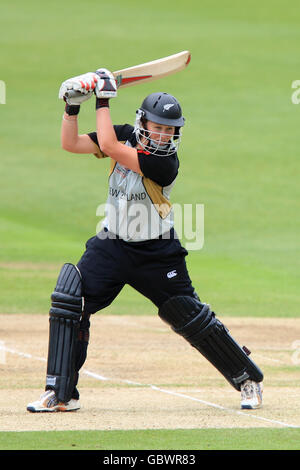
59, 72, 99, 105
94, 68, 117, 98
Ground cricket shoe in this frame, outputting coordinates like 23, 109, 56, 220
27, 390, 80, 413
240, 380, 263, 409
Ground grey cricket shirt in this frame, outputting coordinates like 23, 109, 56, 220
88, 124, 179, 242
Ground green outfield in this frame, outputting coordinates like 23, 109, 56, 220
2, 428, 300, 450
0, 0, 299, 451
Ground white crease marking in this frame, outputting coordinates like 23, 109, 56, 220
1, 344, 299, 429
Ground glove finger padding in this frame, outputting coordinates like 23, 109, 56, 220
59, 72, 99, 105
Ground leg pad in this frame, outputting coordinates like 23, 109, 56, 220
46, 264, 83, 402
159, 296, 263, 390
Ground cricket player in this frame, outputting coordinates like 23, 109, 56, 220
27, 69, 263, 413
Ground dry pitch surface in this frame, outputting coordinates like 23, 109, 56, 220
0, 314, 299, 431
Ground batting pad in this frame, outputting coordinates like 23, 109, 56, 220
159, 296, 263, 391
46, 263, 83, 402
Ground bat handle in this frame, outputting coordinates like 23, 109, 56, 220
64, 90, 84, 99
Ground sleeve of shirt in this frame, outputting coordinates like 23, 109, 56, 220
138, 151, 179, 187
88, 124, 135, 149
113, 124, 135, 142
88, 132, 99, 147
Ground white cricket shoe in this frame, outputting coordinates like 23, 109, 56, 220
27, 390, 80, 412
240, 380, 263, 409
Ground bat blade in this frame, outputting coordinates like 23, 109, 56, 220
64, 51, 191, 98
114, 50, 191, 88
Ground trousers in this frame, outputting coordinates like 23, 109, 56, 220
77, 228, 197, 313
71, 229, 197, 399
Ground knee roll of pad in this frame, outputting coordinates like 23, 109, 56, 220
46, 263, 84, 402
158, 296, 263, 391
50, 263, 83, 317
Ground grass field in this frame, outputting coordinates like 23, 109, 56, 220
2, 428, 300, 450
1, 0, 299, 451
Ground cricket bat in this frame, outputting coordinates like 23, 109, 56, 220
65, 51, 191, 98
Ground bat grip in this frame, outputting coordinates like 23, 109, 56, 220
64, 90, 83, 99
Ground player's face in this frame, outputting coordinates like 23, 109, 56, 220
146, 120, 175, 144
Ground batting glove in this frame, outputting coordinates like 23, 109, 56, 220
59, 72, 99, 105
94, 68, 117, 99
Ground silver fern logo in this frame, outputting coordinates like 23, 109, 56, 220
163, 103, 174, 112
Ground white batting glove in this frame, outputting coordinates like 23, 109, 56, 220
59, 72, 99, 105
94, 68, 117, 99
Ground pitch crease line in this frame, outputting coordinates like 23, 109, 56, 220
2, 345, 299, 429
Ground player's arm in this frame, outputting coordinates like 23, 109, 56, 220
96, 107, 141, 173
61, 113, 100, 156
59, 72, 103, 157
94, 69, 142, 174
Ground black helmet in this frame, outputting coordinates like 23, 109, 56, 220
138, 92, 185, 127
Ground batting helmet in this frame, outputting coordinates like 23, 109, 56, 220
134, 92, 185, 155
138, 92, 185, 127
